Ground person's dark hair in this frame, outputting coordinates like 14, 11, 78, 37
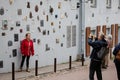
26, 33, 30, 37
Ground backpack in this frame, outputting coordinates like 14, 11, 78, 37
116, 50, 120, 61
97, 47, 108, 60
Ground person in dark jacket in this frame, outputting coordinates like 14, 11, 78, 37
113, 43, 120, 80
88, 32, 107, 80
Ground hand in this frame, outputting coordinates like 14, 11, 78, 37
89, 34, 93, 38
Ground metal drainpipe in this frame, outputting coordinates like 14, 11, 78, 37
79, 0, 85, 58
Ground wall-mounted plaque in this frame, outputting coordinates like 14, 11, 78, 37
27, 2, 30, 8
2, 32, 6, 36
40, 20, 44, 27
2, 20, 8, 30
16, 21, 20, 26
14, 34, 19, 42
18, 9, 22, 15
8, 40, 13, 46
40, 1, 43, 5
29, 12, 32, 18
0, 7, 4, 15
26, 25, 30, 31
35, 5, 39, 12
0, 61, 3, 68
13, 49, 17, 57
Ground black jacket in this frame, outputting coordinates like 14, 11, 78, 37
113, 43, 120, 62
88, 38, 108, 60
113, 43, 120, 56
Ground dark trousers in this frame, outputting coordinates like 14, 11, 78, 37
115, 60, 120, 80
20, 55, 30, 69
89, 59, 102, 80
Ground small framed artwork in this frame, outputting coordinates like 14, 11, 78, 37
9, 0, 14, 5
40, 20, 44, 27
26, 25, 30, 31
12, 49, 17, 57
16, 21, 20, 26
0, 61, 3, 68
17, 9, 22, 15
14, 34, 19, 42
46, 44, 50, 51
37, 39, 40, 44
29, 12, 33, 18
27, 2, 30, 8
2, 20, 8, 30
35, 5, 39, 12
0, 7, 4, 15
8, 40, 13, 46
2, 32, 6, 36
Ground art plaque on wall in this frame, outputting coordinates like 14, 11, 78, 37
2, 20, 8, 30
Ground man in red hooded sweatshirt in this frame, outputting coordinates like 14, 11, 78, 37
20, 33, 34, 72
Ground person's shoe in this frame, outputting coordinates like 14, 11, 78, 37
18, 68, 22, 72
26, 68, 30, 72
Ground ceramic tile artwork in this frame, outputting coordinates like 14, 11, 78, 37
0, 7, 4, 15
35, 5, 39, 12
2, 20, 8, 30
40, 20, 44, 27
0, 61, 3, 68
16, 21, 20, 26
37, 39, 40, 44
2, 32, 6, 36
26, 25, 30, 31
17, 9, 22, 15
27, 2, 30, 8
46, 44, 50, 51
8, 41, 13, 46
14, 34, 19, 42
12, 49, 17, 57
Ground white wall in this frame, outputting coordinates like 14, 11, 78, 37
0, 0, 80, 73
85, 0, 120, 28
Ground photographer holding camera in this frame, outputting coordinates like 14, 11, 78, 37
88, 32, 108, 80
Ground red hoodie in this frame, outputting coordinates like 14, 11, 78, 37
20, 39, 34, 56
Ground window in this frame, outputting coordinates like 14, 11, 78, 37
106, 0, 111, 9
118, 0, 120, 9
90, 0, 97, 8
